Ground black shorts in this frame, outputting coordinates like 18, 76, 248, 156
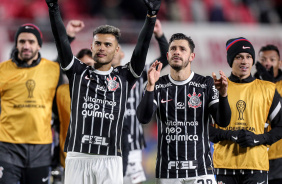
0, 161, 50, 184
216, 170, 267, 184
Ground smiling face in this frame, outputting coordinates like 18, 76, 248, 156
16, 32, 40, 65
167, 39, 195, 71
91, 33, 119, 67
232, 52, 253, 79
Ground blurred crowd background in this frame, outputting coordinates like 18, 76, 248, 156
1, 0, 282, 23
1, 0, 282, 183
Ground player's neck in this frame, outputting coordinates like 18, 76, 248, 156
170, 67, 191, 81
94, 63, 112, 71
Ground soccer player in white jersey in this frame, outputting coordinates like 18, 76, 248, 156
45, 0, 162, 183
137, 33, 231, 184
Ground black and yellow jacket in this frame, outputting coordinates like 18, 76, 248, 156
210, 73, 282, 172
0, 52, 60, 144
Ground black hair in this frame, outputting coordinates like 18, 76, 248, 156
259, 44, 280, 59
168, 33, 195, 52
93, 25, 121, 42
76, 48, 92, 60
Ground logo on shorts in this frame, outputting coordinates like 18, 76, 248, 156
107, 76, 119, 91
187, 92, 202, 109
0, 166, 4, 178
218, 181, 225, 184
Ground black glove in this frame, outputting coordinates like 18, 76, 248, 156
227, 130, 241, 143
236, 129, 266, 148
255, 62, 275, 82
209, 125, 240, 143
45, 0, 58, 8
143, 0, 162, 16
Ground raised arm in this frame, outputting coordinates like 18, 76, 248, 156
45, 0, 73, 68
129, 0, 161, 77
209, 71, 231, 127
152, 19, 169, 67
137, 60, 162, 124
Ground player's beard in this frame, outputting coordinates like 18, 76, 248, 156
169, 58, 190, 71
19, 48, 38, 63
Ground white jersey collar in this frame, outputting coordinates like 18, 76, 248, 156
168, 71, 194, 85
92, 67, 113, 75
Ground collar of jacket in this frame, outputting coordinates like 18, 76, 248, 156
228, 72, 255, 83
12, 49, 41, 68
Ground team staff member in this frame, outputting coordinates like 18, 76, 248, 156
0, 24, 60, 184
137, 33, 231, 184
255, 44, 282, 184
209, 38, 282, 184
45, 0, 161, 183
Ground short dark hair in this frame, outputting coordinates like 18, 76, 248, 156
259, 44, 280, 59
93, 25, 121, 42
168, 33, 195, 52
76, 48, 92, 60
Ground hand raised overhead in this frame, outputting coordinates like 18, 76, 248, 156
212, 70, 228, 97
143, 0, 162, 16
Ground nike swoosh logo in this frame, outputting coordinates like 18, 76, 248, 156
254, 140, 260, 143
231, 136, 238, 140
242, 46, 250, 49
257, 181, 265, 184
161, 99, 173, 103
42, 177, 49, 182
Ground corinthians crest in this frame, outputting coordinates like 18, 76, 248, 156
187, 92, 202, 109
106, 76, 119, 91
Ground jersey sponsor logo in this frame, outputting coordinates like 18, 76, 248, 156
155, 83, 172, 90
81, 108, 115, 120
84, 96, 117, 106
107, 76, 119, 91
97, 85, 107, 91
187, 92, 202, 109
165, 120, 198, 127
189, 81, 207, 88
236, 100, 246, 120
81, 135, 109, 146
176, 102, 185, 109
26, 79, 36, 98
212, 85, 219, 100
161, 99, 173, 103
165, 129, 199, 143
168, 160, 197, 170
